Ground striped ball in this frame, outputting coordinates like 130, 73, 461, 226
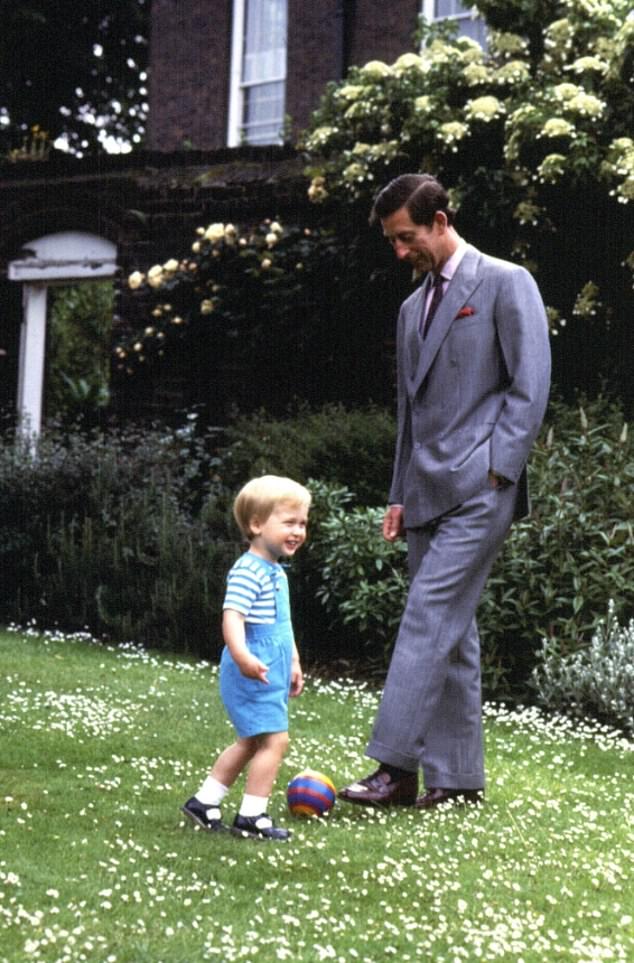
287, 769, 336, 817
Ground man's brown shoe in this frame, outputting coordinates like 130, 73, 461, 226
415, 787, 484, 809
338, 768, 418, 806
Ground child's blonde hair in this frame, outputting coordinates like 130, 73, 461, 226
233, 475, 312, 540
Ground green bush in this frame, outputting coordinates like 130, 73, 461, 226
1, 396, 631, 702
0, 404, 397, 658
48, 282, 113, 423
305, 395, 634, 698
43, 494, 236, 656
305, 480, 407, 659
480, 394, 633, 691
532, 601, 634, 733
302, 4, 634, 408
0, 421, 236, 655
216, 402, 396, 506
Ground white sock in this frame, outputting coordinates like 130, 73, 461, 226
239, 793, 269, 817
196, 776, 229, 807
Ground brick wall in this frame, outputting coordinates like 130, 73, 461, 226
148, 1, 421, 151
349, 0, 421, 66
286, 0, 341, 141
0, 148, 310, 421
148, 0, 233, 152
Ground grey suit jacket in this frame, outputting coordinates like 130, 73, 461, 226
389, 244, 551, 527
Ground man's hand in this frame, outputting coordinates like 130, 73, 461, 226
488, 470, 511, 489
383, 504, 405, 542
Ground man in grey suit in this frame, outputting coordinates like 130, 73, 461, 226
339, 174, 551, 809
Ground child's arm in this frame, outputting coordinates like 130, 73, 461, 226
290, 641, 304, 697
222, 609, 270, 683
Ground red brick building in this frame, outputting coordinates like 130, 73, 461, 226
148, 1, 484, 151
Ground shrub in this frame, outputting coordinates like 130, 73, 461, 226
47, 282, 113, 424
217, 403, 396, 506
305, 395, 634, 697
304, 481, 407, 662
0, 404, 396, 658
117, 219, 399, 416
532, 601, 634, 734
0, 420, 235, 655
302, 5, 634, 407
1, 395, 630, 697
480, 393, 633, 691
43, 493, 236, 656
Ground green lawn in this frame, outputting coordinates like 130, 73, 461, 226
1, 626, 633, 963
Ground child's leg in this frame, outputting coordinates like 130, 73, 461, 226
183, 737, 259, 831
209, 736, 259, 790
243, 730, 290, 799
232, 731, 291, 840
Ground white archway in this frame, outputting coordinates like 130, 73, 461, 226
8, 231, 117, 437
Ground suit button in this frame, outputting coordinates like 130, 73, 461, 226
414, 442, 421, 449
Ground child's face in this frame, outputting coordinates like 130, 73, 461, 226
249, 501, 309, 562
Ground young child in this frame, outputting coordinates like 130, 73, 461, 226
182, 474, 311, 841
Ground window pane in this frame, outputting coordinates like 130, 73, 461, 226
243, 0, 287, 84
458, 16, 487, 46
242, 81, 285, 144
436, 0, 466, 16
432, 0, 487, 47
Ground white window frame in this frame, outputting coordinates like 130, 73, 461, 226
227, 0, 288, 147
421, 0, 487, 46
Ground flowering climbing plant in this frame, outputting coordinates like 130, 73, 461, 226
120, 1, 632, 407
118, 219, 333, 374
303, 2, 633, 212
303, 0, 634, 370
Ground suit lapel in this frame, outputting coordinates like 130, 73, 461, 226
405, 284, 426, 387
409, 246, 483, 396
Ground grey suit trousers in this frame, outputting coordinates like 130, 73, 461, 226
366, 480, 517, 789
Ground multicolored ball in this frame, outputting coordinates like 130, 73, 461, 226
287, 769, 336, 818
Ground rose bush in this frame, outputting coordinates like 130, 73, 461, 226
119, 0, 632, 412
300, 0, 632, 405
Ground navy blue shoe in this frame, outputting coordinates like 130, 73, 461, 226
181, 796, 226, 832
231, 813, 290, 842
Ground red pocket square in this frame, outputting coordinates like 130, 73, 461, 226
455, 306, 475, 318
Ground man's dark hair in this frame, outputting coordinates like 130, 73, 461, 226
369, 173, 456, 227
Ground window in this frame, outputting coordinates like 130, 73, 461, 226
228, 0, 288, 146
421, 0, 487, 48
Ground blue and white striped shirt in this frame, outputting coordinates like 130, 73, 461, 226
223, 552, 284, 624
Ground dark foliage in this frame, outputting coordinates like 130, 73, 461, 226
0, 0, 148, 156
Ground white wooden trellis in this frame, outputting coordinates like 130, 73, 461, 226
8, 231, 117, 437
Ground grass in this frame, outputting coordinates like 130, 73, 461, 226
1, 625, 633, 963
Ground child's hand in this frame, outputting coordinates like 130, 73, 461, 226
290, 659, 304, 697
238, 654, 270, 684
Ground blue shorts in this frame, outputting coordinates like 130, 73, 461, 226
219, 620, 293, 738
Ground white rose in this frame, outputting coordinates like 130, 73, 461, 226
127, 271, 144, 290
360, 60, 392, 81
146, 265, 164, 289
163, 258, 179, 272
204, 222, 225, 242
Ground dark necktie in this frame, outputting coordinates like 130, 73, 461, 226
423, 273, 445, 339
